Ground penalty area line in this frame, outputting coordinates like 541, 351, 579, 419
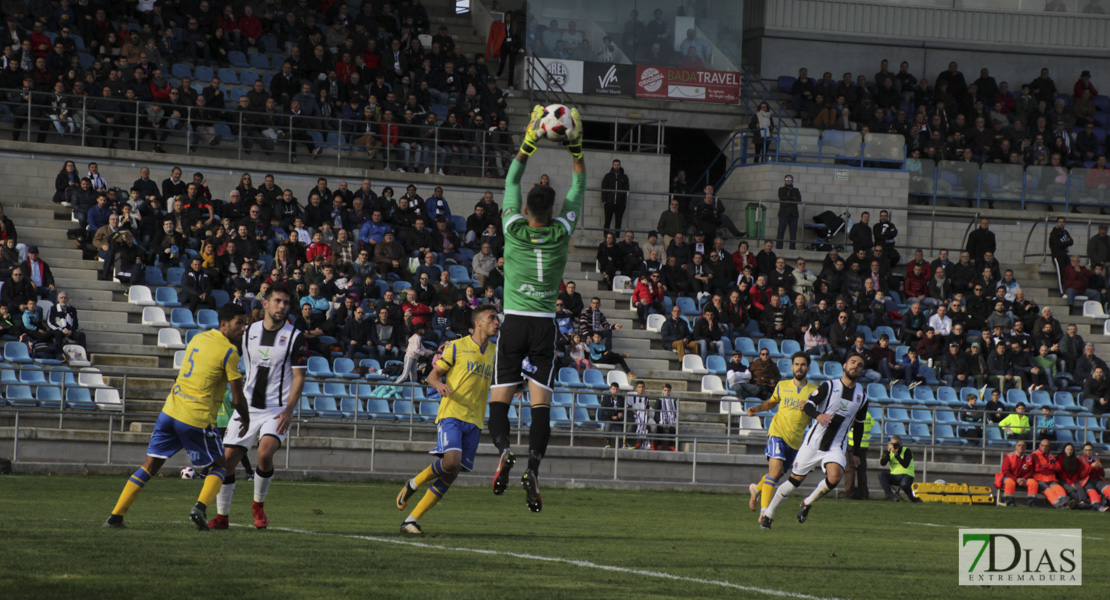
250, 525, 845, 600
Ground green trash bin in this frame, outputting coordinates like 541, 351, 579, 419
745, 203, 766, 239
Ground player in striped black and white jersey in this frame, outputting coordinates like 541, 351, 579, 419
760, 353, 869, 529
656, 384, 678, 451
209, 284, 307, 530
627, 381, 652, 450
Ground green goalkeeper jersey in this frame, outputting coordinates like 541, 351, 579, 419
502, 158, 585, 317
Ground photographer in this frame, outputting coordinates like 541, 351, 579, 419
878, 436, 922, 503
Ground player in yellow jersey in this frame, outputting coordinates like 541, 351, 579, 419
745, 352, 817, 523
104, 304, 249, 530
395, 305, 499, 534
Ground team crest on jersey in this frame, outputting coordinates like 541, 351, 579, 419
566, 210, 576, 222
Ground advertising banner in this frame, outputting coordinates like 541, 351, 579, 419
528, 57, 584, 94
635, 66, 742, 104
583, 62, 636, 97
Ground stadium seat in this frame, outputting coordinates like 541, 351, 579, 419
79, 368, 109, 388
780, 339, 802, 356
65, 387, 96, 410
128, 285, 155, 306
157, 328, 186, 349
336, 397, 360, 419
706, 355, 727, 375
822, 361, 843, 379
297, 397, 316, 418
743, 319, 764, 339
875, 326, 897, 342
227, 50, 250, 67
61, 345, 90, 368
758, 339, 783, 358
6, 384, 36, 406
883, 421, 907, 437
735, 337, 758, 357
360, 359, 387, 380
935, 407, 959, 423
145, 269, 166, 286
551, 406, 572, 427
934, 424, 967, 445
606, 370, 633, 391
908, 423, 932, 442
910, 408, 933, 424
867, 382, 891, 403
776, 358, 792, 378
701, 375, 727, 396
582, 369, 607, 389
171, 63, 191, 80
18, 369, 46, 384
890, 384, 912, 403
936, 386, 960, 406
250, 53, 270, 70
196, 309, 219, 330
676, 296, 699, 317
557, 367, 585, 388
552, 392, 574, 407
95, 388, 122, 410
419, 400, 440, 422
913, 387, 940, 406
4, 342, 32, 364
646, 313, 666, 332
681, 355, 708, 374
0, 368, 17, 383
170, 308, 198, 329
390, 399, 415, 421
361, 398, 390, 420
307, 356, 333, 378
217, 67, 239, 84
856, 325, 876, 344
323, 382, 351, 400
332, 357, 358, 378
611, 275, 632, 293
185, 329, 203, 345
886, 407, 911, 423
1083, 300, 1108, 319
210, 289, 230, 308
573, 406, 601, 428
1029, 389, 1053, 409
1006, 389, 1028, 407
578, 393, 601, 408
985, 426, 1009, 447
392, 280, 412, 292
314, 397, 342, 418
173, 350, 185, 369
36, 385, 61, 408
166, 267, 185, 286
1054, 392, 1081, 412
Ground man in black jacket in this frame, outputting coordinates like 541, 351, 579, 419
848, 211, 873, 253
661, 304, 698, 360
776, 174, 801, 250
1048, 216, 1073, 295
342, 305, 374, 359
1, 269, 36, 312
601, 159, 630, 232
180, 258, 216, 312
872, 210, 899, 267
965, 218, 996, 266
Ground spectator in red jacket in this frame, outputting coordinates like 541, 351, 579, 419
997, 439, 1031, 506
238, 5, 264, 49
305, 231, 332, 263
632, 272, 664, 329
1027, 438, 1075, 509
401, 289, 432, 328
732, 240, 756, 274
903, 263, 929, 303
1079, 442, 1110, 511
1055, 442, 1089, 507
1063, 255, 1100, 305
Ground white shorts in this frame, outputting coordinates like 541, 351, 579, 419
791, 444, 847, 477
223, 405, 287, 449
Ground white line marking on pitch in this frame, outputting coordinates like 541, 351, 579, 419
241, 525, 844, 600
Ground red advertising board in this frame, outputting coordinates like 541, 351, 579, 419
634, 66, 742, 104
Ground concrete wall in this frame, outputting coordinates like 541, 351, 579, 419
719, 163, 909, 245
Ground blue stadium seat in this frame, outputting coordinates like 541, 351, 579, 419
582, 369, 607, 389
194, 65, 215, 82
65, 387, 97, 410
166, 267, 185, 286
6, 384, 36, 406
332, 357, 358, 378
170, 308, 198, 329
822, 361, 843, 379
875, 326, 897, 342
908, 423, 931, 442
19, 369, 46, 384
1029, 389, 1053, 409
0, 368, 17, 383
886, 407, 911, 423
210, 289, 230, 308
228, 51, 250, 68
913, 386, 940, 406
735, 337, 758, 357
935, 408, 959, 423
1054, 392, 1081, 412
36, 385, 62, 408
883, 421, 907, 437
448, 264, 474, 285
910, 408, 933, 424
578, 393, 601, 408
867, 382, 891, 404
250, 53, 270, 70
856, 325, 876, 344
557, 367, 584, 388
677, 296, 699, 317
777, 75, 797, 93
758, 339, 782, 358
323, 382, 350, 400
551, 406, 572, 427
314, 396, 342, 418
217, 67, 239, 85
338, 397, 360, 419
360, 359, 387, 380
307, 356, 333, 378
241, 69, 260, 86
919, 366, 940, 386
706, 355, 727, 375
776, 358, 791, 378
985, 426, 1009, 447
365, 398, 393, 420
936, 386, 960, 406
260, 35, 280, 53
185, 329, 203, 344
392, 399, 413, 420
573, 406, 601, 428
196, 309, 218, 330
552, 392, 574, 407
419, 400, 440, 422
780, 339, 801, 356
934, 424, 967, 445
4, 343, 33, 364
171, 63, 192, 80
1006, 389, 1028, 407
393, 280, 412, 292
145, 269, 167, 286
890, 384, 912, 403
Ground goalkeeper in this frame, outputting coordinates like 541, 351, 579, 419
487, 105, 585, 513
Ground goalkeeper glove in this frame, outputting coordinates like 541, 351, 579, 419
564, 107, 583, 159
520, 104, 545, 156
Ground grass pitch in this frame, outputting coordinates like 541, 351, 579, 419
0, 475, 1105, 600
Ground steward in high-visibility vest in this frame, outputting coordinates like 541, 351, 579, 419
878, 436, 921, 502
843, 411, 875, 500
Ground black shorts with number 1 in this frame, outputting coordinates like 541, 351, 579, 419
493, 314, 558, 390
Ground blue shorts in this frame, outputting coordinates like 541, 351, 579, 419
764, 436, 799, 466
147, 412, 225, 468
431, 417, 480, 472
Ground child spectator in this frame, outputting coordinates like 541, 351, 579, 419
899, 347, 925, 389
588, 332, 635, 379
569, 333, 590, 374
1036, 406, 1057, 442
394, 326, 434, 384
600, 383, 627, 448
804, 319, 831, 359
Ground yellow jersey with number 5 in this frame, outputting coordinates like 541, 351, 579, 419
767, 379, 819, 450
162, 330, 243, 428
434, 335, 495, 427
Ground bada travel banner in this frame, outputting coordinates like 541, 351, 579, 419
634, 66, 742, 104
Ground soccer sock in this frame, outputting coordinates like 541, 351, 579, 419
765, 476, 803, 519
197, 467, 226, 509
527, 405, 551, 473
488, 402, 512, 452
410, 479, 451, 521
759, 474, 779, 511
216, 474, 236, 516
412, 459, 445, 489
804, 477, 838, 506
254, 467, 274, 503
111, 467, 152, 516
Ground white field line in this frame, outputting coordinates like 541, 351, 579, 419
240, 524, 846, 600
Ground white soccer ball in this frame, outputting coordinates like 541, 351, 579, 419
180, 467, 197, 480
537, 104, 578, 142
